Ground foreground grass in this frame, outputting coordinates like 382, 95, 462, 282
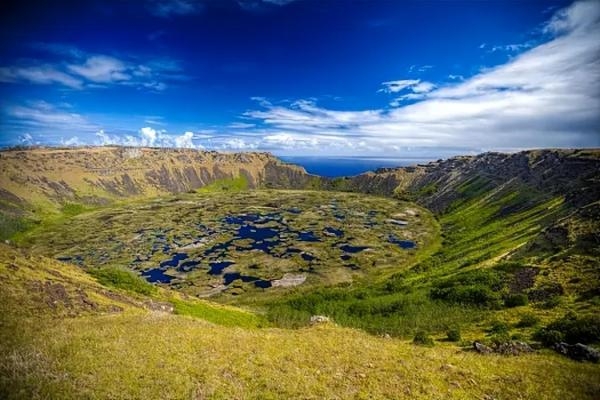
1, 244, 599, 399
3, 312, 599, 400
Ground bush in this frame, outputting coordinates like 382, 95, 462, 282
533, 329, 564, 347
430, 285, 500, 307
430, 269, 504, 307
516, 313, 540, 328
546, 313, 600, 344
538, 296, 561, 309
446, 328, 461, 342
89, 266, 155, 296
489, 320, 509, 335
490, 332, 511, 346
504, 293, 528, 308
413, 330, 434, 346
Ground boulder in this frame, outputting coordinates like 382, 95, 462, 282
473, 341, 493, 354
310, 315, 330, 324
554, 342, 600, 363
494, 341, 534, 355
144, 300, 174, 313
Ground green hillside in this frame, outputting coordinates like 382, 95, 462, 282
0, 148, 599, 399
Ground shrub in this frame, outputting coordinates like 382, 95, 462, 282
504, 293, 528, 308
490, 332, 511, 346
89, 266, 155, 296
446, 327, 461, 342
533, 329, 564, 347
430, 285, 500, 307
538, 296, 561, 309
516, 313, 540, 328
546, 313, 600, 344
489, 320, 509, 335
413, 330, 434, 346
430, 269, 504, 307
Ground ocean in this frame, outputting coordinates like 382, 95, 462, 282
278, 156, 436, 178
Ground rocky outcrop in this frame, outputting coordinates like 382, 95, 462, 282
473, 340, 534, 356
336, 149, 600, 214
554, 342, 600, 363
0, 147, 316, 210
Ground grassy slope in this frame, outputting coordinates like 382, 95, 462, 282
1, 244, 599, 399
261, 177, 599, 344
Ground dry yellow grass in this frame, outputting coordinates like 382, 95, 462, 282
1, 245, 598, 399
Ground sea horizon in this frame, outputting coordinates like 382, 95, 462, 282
279, 155, 437, 177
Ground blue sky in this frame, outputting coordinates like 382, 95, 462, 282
0, 0, 598, 157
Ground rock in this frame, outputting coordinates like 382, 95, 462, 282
385, 218, 408, 226
473, 341, 493, 354
271, 273, 307, 288
554, 342, 600, 363
310, 315, 330, 324
494, 341, 534, 355
144, 300, 174, 313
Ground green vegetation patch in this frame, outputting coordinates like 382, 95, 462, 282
535, 312, 600, 346
0, 213, 35, 241
197, 175, 248, 192
172, 299, 263, 328
89, 266, 156, 296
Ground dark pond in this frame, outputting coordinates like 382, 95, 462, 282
301, 253, 316, 261
238, 225, 279, 241
223, 273, 260, 285
160, 253, 188, 268
254, 280, 272, 288
142, 268, 174, 283
208, 261, 235, 275
388, 235, 416, 249
298, 231, 320, 242
340, 254, 352, 261
324, 227, 343, 237
178, 260, 201, 272
339, 244, 369, 253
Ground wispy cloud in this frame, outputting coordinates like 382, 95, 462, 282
146, 0, 204, 17
0, 45, 185, 91
408, 64, 433, 74
4, 101, 97, 133
235, 1, 600, 155
237, 0, 298, 12
379, 79, 436, 106
3, 1, 598, 157
0, 65, 83, 89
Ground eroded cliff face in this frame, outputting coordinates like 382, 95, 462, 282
338, 149, 600, 214
0, 147, 314, 212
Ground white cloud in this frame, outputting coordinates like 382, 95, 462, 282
379, 80, 420, 93
239, 1, 600, 155
175, 131, 195, 148
0, 65, 83, 88
544, 0, 600, 34
0, 46, 183, 91
411, 81, 436, 93
380, 79, 436, 105
221, 138, 258, 150
19, 133, 33, 145
67, 56, 129, 83
95, 128, 204, 149
5, 101, 97, 133
139, 127, 158, 146
408, 64, 433, 73
62, 136, 83, 146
